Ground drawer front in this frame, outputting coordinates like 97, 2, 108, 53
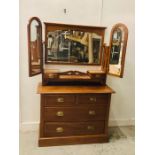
77, 94, 108, 104
43, 95, 75, 106
44, 105, 107, 122
44, 121, 105, 137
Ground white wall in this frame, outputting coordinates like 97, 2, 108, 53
20, 0, 134, 130
102, 0, 135, 125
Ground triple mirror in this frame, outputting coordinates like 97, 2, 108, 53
27, 17, 42, 76
108, 23, 128, 77
27, 17, 129, 79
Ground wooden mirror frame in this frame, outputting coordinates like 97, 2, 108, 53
44, 23, 106, 66
108, 23, 128, 78
27, 17, 42, 77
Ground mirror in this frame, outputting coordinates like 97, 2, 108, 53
27, 17, 42, 77
108, 23, 128, 77
46, 29, 103, 65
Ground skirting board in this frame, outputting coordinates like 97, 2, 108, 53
20, 119, 135, 132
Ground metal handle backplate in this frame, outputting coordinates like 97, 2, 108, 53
57, 97, 64, 103
89, 110, 96, 115
87, 125, 95, 130
56, 127, 64, 133
56, 111, 64, 117
89, 97, 96, 102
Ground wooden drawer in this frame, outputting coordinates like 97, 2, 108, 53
43, 94, 75, 106
77, 94, 108, 104
44, 105, 107, 122
44, 121, 105, 137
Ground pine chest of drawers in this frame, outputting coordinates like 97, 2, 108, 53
37, 84, 114, 147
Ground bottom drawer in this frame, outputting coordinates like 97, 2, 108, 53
44, 121, 105, 137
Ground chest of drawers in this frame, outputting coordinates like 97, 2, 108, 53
37, 84, 114, 146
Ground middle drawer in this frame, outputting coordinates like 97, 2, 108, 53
44, 105, 107, 122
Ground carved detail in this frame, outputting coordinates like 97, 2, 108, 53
59, 71, 87, 76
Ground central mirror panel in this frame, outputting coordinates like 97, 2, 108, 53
47, 30, 102, 64
45, 23, 105, 65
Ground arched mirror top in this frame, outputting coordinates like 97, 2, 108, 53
28, 17, 42, 27
110, 23, 128, 45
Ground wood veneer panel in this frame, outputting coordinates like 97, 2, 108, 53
44, 105, 107, 122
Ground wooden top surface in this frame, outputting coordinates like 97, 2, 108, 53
37, 83, 115, 94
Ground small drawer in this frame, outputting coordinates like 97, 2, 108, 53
43, 94, 75, 106
44, 121, 105, 137
44, 105, 107, 122
44, 73, 58, 79
77, 94, 108, 104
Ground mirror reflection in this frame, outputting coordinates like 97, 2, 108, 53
46, 30, 102, 64
28, 18, 42, 76
109, 23, 128, 77
110, 28, 122, 64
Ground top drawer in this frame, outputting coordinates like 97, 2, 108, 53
77, 94, 108, 104
43, 95, 75, 106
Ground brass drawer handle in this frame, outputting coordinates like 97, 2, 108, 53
57, 97, 64, 103
56, 111, 64, 117
87, 125, 95, 130
89, 110, 96, 115
89, 97, 96, 102
56, 127, 64, 133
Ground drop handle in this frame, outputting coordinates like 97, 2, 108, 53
89, 97, 96, 102
87, 125, 95, 130
89, 110, 96, 115
57, 97, 64, 103
56, 127, 64, 133
56, 111, 64, 117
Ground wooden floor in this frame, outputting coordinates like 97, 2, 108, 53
20, 126, 135, 155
